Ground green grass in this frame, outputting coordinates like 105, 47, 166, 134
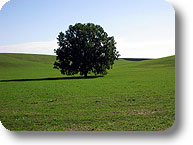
0, 53, 175, 131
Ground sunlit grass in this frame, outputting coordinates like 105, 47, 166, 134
0, 53, 175, 131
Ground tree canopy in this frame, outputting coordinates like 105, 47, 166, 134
54, 23, 120, 77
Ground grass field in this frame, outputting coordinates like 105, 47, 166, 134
0, 53, 175, 131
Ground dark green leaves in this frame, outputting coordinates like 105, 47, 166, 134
54, 23, 120, 77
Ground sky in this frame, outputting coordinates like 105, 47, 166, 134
0, 0, 175, 58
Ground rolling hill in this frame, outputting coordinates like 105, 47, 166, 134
0, 53, 175, 131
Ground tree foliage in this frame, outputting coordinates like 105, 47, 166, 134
54, 23, 120, 77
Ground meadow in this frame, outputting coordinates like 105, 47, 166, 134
0, 53, 175, 131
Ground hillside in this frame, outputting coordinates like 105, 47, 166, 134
0, 53, 175, 131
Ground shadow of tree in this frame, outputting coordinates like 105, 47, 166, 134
0, 76, 104, 82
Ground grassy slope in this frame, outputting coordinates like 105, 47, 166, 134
0, 53, 175, 131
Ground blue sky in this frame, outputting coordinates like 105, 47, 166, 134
0, 0, 175, 58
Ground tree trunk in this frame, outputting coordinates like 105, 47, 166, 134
84, 70, 88, 78
84, 73, 88, 78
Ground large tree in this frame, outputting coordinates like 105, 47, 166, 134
54, 23, 120, 77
